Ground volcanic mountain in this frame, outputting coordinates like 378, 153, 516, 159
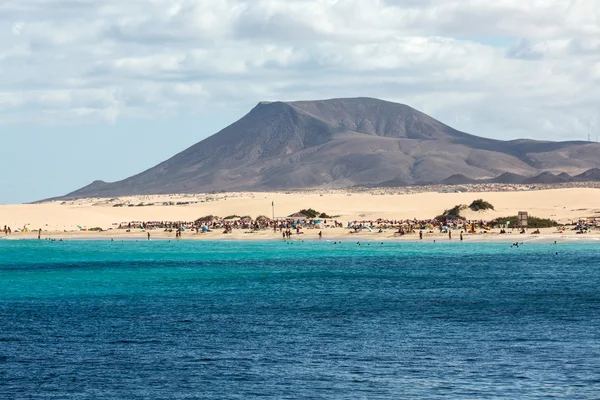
63, 97, 600, 198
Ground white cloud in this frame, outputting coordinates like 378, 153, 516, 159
0, 0, 598, 140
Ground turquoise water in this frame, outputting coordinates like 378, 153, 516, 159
1, 240, 600, 398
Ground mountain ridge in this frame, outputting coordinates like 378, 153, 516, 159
58, 97, 600, 199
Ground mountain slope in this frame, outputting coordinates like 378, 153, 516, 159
62, 97, 600, 198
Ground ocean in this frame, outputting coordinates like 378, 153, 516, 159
1, 240, 600, 399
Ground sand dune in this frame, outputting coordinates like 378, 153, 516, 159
1, 189, 599, 240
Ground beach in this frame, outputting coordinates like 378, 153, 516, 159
1, 187, 599, 242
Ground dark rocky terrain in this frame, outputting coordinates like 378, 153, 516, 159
61, 97, 600, 199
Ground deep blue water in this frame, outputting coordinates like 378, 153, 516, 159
1, 240, 600, 399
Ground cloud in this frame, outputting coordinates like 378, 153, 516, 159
506, 39, 546, 60
0, 0, 598, 140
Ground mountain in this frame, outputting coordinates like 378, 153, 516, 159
574, 168, 600, 181
488, 172, 527, 184
523, 171, 573, 184
441, 174, 480, 185
61, 97, 600, 199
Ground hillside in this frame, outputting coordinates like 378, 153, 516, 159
61, 98, 600, 199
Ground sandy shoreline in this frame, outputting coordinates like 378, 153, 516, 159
3, 228, 599, 244
1, 187, 599, 242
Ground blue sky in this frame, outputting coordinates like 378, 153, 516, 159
1, 0, 599, 203
0, 109, 245, 203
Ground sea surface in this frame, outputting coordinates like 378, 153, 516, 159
1, 240, 600, 399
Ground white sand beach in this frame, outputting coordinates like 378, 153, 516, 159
1, 187, 599, 242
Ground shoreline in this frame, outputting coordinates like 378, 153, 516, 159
2, 188, 599, 241
3, 229, 599, 244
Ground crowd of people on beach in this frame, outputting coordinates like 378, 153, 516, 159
348, 218, 499, 235
572, 218, 600, 234
117, 216, 341, 236
116, 217, 513, 234
111, 215, 553, 241
6, 215, 598, 241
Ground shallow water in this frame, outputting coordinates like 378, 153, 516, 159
1, 240, 600, 399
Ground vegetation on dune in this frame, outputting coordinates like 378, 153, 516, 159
436, 204, 468, 221
318, 212, 333, 218
297, 209, 319, 218
294, 209, 334, 219
469, 199, 495, 211
195, 214, 256, 221
436, 199, 494, 220
196, 215, 216, 222
492, 216, 558, 228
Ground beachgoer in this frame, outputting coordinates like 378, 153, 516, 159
38, 229, 42, 240
318, 231, 322, 239
460, 232, 463, 241
147, 232, 151, 241
419, 231, 423, 240
449, 231, 452, 240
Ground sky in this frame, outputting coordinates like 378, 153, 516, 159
1, 0, 599, 203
